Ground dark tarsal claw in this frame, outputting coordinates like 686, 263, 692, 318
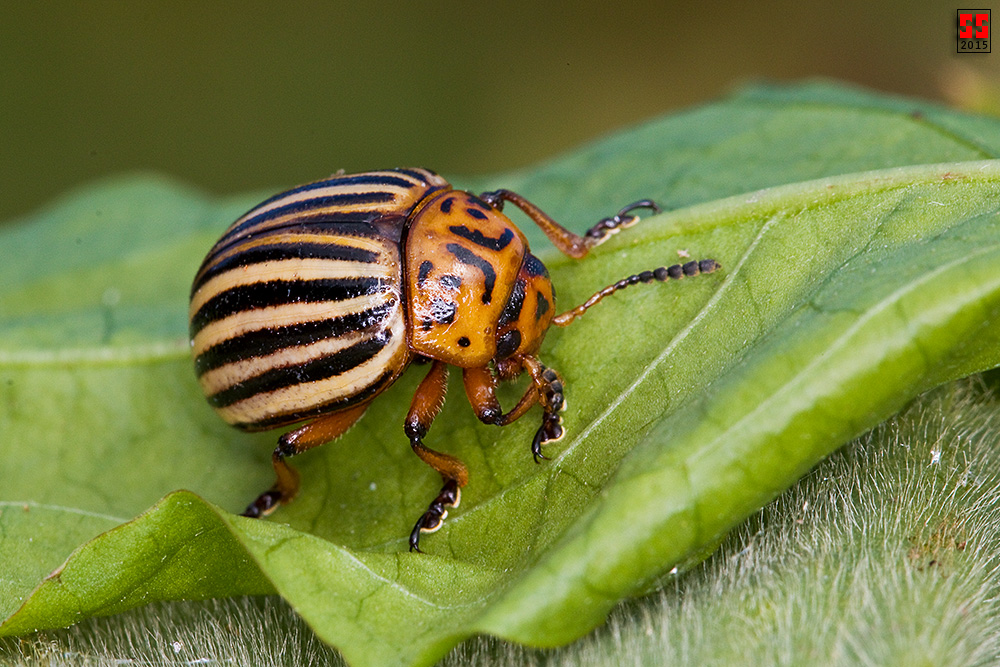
531, 426, 551, 463
585, 199, 663, 240
409, 478, 461, 552
616, 199, 661, 219
531, 413, 564, 463
241, 489, 282, 518
529, 363, 566, 463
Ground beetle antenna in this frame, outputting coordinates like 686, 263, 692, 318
551, 258, 720, 327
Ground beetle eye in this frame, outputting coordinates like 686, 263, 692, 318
496, 329, 522, 359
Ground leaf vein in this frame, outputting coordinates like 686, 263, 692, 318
0, 502, 126, 524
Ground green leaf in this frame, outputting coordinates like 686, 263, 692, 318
8, 378, 1000, 665
478, 162, 1000, 643
4, 82, 1000, 666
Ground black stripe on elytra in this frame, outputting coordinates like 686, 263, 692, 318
205, 215, 385, 270
446, 243, 497, 304
233, 191, 395, 235
448, 225, 514, 251
190, 276, 386, 336
208, 326, 394, 408
392, 168, 439, 182
248, 174, 421, 211
235, 366, 399, 431
195, 242, 380, 294
195, 298, 397, 375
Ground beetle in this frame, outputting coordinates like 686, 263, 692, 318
189, 168, 718, 551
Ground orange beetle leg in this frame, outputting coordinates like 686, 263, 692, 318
463, 363, 538, 428
461, 365, 503, 424
479, 189, 662, 258
495, 385, 540, 427
462, 357, 564, 464
242, 401, 371, 519
406, 360, 470, 552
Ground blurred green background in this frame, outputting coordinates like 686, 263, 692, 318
2, 1, 996, 221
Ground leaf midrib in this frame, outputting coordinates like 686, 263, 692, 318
395, 162, 1000, 547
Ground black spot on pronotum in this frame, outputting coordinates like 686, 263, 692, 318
465, 208, 488, 220
498, 278, 526, 328
439, 274, 462, 290
496, 329, 521, 358
523, 253, 548, 278
446, 243, 496, 304
429, 298, 457, 325
448, 225, 514, 251
535, 292, 550, 320
457, 336, 471, 348
417, 260, 434, 286
440, 197, 455, 213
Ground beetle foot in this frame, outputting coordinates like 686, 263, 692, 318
409, 478, 461, 552
540, 367, 565, 412
584, 199, 662, 243
531, 412, 565, 463
531, 426, 549, 463
241, 489, 282, 518
530, 365, 566, 463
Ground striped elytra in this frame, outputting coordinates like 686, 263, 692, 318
189, 168, 720, 552
190, 168, 448, 430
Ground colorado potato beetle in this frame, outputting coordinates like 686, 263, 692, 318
189, 168, 718, 551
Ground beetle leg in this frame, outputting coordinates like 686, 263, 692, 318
242, 402, 370, 519
520, 356, 566, 463
462, 358, 563, 464
582, 199, 661, 245
479, 189, 589, 258
463, 364, 539, 427
406, 360, 470, 552
479, 189, 662, 257
461, 365, 503, 425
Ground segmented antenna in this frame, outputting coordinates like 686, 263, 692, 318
552, 258, 720, 327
